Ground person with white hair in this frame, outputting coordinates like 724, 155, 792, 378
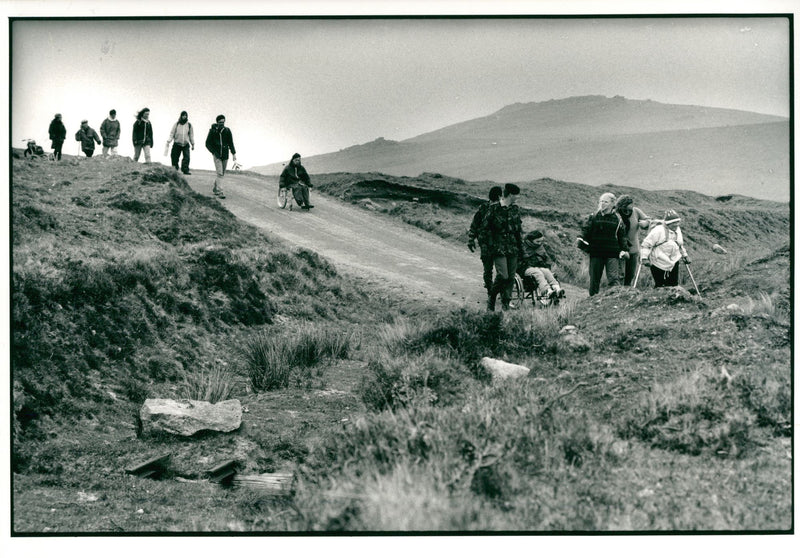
640, 209, 691, 287
578, 192, 629, 296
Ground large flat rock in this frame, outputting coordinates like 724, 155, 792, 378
140, 398, 242, 436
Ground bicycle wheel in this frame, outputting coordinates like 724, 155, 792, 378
277, 187, 288, 208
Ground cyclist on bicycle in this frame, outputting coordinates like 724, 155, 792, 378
279, 153, 314, 210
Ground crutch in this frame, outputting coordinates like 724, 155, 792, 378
684, 263, 701, 298
632, 258, 644, 288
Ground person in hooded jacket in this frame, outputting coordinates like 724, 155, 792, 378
467, 185, 502, 296
100, 109, 121, 156
520, 229, 564, 298
279, 153, 314, 210
640, 209, 691, 287
48, 113, 66, 160
205, 114, 237, 198
579, 192, 628, 296
74, 120, 101, 157
132, 107, 154, 163
167, 110, 195, 174
615, 195, 651, 286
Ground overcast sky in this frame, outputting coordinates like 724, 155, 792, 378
9, 14, 790, 170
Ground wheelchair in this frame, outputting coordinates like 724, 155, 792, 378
277, 183, 294, 211
511, 272, 564, 308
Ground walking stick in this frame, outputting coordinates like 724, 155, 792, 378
685, 263, 701, 297
632, 258, 643, 288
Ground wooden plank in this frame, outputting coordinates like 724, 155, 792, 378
124, 453, 171, 477
207, 459, 238, 484
230, 472, 294, 496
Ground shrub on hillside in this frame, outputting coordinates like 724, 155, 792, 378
359, 349, 471, 411
618, 364, 759, 457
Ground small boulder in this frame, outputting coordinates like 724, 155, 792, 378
480, 357, 530, 381
556, 333, 592, 353
140, 398, 242, 437
559, 325, 578, 335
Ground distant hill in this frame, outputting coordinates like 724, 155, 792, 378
253, 96, 790, 202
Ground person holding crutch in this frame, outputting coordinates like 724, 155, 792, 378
640, 209, 691, 288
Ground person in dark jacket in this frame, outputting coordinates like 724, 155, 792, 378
468, 185, 502, 297
48, 113, 66, 160
74, 120, 101, 157
132, 107, 154, 163
520, 229, 564, 298
205, 114, 237, 198
579, 192, 629, 296
279, 153, 314, 209
483, 183, 523, 311
100, 109, 121, 156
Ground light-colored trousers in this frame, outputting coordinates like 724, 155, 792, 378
213, 156, 228, 192
523, 267, 559, 291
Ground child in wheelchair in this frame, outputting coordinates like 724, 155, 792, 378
520, 229, 565, 301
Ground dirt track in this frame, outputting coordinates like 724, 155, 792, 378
183, 170, 586, 308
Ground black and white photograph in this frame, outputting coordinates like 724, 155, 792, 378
3, 0, 795, 555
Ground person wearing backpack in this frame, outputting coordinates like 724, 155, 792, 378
167, 111, 195, 175
468, 185, 502, 297
74, 120, 101, 157
579, 192, 629, 296
640, 209, 691, 287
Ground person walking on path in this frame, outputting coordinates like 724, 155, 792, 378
279, 153, 314, 210
579, 192, 628, 296
48, 113, 66, 160
167, 110, 195, 174
74, 120, 101, 158
468, 185, 502, 297
205, 114, 237, 199
132, 107, 154, 163
615, 195, 651, 286
483, 183, 523, 311
100, 109, 121, 156
640, 209, 691, 288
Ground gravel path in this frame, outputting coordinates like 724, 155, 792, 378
183, 170, 587, 308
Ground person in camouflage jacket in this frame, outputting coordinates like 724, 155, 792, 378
467, 185, 503, 296
482, 183, 523, 311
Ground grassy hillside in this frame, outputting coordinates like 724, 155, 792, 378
11, 155, 391, 468
11, 156, 791, 532
253, 96, 790, 201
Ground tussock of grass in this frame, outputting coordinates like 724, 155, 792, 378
243, 325, 356, 391
179, 365, 236, 403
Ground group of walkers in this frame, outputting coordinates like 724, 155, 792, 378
469, 186, 692, 311
44, 109, 317, 208
45, 109, 239, 199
